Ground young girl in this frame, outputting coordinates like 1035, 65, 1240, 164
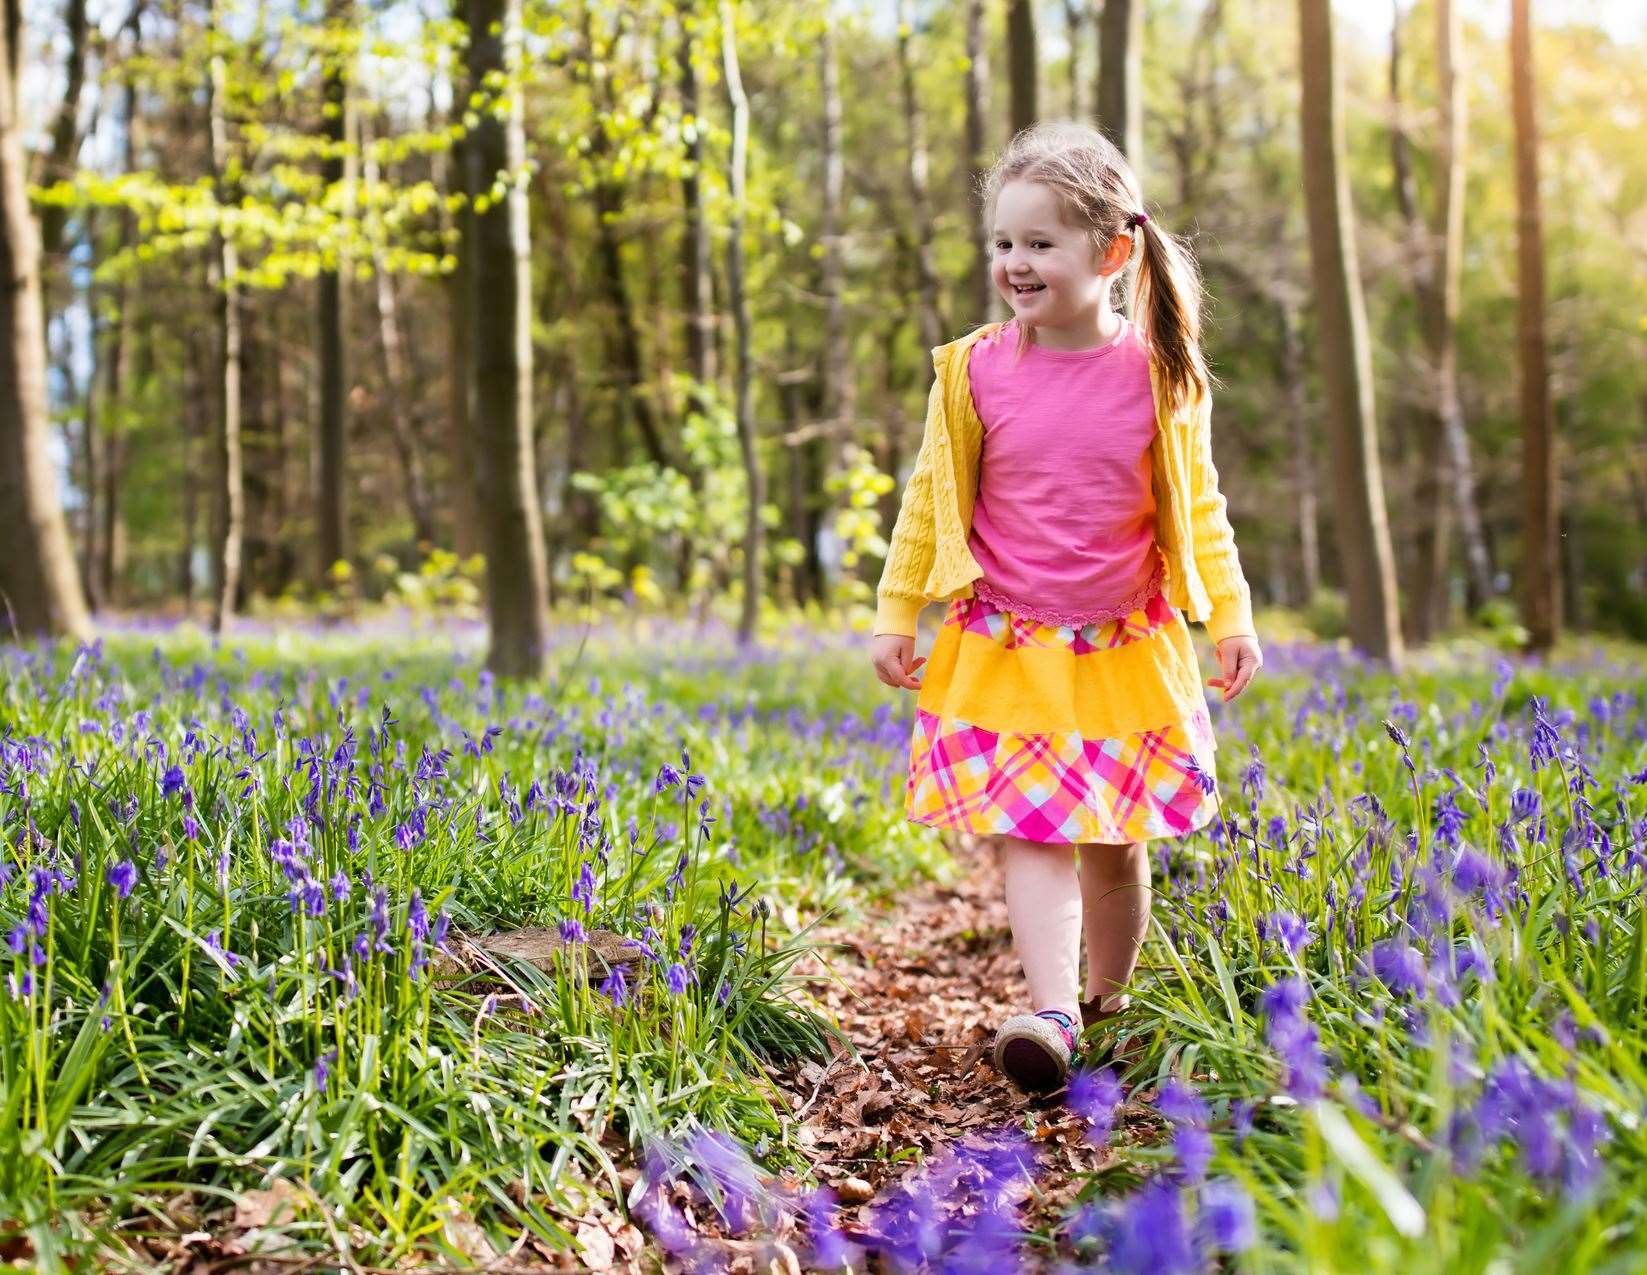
869, 122, 1263, 1093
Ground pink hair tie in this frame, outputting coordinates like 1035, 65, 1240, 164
1131, 212, 1150, 228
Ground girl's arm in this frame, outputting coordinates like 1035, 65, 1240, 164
873, 375, 947, 638
1187, 391, 1257, 647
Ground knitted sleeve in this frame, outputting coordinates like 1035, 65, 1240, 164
1188, 392, 1258, 647
873, 375, 946, 638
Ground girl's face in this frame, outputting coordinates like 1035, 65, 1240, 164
990, 179, 1121, 329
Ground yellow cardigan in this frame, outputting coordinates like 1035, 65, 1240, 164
874, 321, 1257, 647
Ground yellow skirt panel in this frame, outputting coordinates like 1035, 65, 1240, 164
915, 600, 1207, 740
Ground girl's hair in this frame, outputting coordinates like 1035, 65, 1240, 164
979, 120, 1213, 418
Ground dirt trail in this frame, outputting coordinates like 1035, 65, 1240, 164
779, 831, 1157, 1253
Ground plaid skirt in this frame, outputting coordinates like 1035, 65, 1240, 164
904, 586, 1220, 845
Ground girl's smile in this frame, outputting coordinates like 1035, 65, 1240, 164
991, 178, 1129, 350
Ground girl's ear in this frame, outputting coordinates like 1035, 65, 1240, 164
1102, 232, 1134, 274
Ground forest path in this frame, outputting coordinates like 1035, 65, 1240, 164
776, 832, 1157, 1260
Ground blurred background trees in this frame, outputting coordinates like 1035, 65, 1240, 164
4, 0, 1643, 666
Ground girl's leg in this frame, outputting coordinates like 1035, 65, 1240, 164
1077, 840, 1151, 1012
999, 834, 1083, 1024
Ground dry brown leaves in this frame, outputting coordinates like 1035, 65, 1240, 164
774, 832, 1160, 1249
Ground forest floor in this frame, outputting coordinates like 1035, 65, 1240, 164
149, 834, 1164, 1273
762, 831, 1165, 1269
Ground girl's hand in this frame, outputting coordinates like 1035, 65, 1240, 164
871, 633, 926, 691
1208, 635, 1263, 702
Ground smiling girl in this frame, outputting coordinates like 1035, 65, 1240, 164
869, 121, 1264, 1093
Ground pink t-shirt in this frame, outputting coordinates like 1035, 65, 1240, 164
965, 318, 1165, 627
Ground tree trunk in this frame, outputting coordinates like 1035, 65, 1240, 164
678, 0, 716, 392
1510, 0, 1559, 652
896, 0, 945, 357
1062, 0, 1087, 119
720, 0, 761, 645
180, 330, 202, 607
466, 0, 550, 677
1389, 0, 1489, 643
70, 259, 100, 611
98, 22, 142, 609
1279, 295, 1320, 603
435, 106, 480, 556
1096, 0, 1141, 165
362, 117, 435, 546
963, 0, 995, 324
1007, 0, 1037, 136
316, 0, 353, 582
1297, 0, 1403, 665
34, 0, 90, 271
812, 4, 849, 604
207, 2, 243, 634
0, 0, 90, 641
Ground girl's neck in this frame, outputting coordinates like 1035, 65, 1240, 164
1024, 301, 1124, 353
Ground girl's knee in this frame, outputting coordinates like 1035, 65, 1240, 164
1080, 840, 1147, 871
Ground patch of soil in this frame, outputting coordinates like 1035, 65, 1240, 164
775, 831, 1162, 1253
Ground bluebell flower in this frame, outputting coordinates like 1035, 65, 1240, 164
572, 860, 596, 915
1068, 1065, 1124, 1144
600, 963, 629, 1007
1101, 1180, 1197, 1275
665, 963, 692, 996
1156, 1078, 1209, 1126
1197, 1179, 1256, 1253
107, 859, 137, 900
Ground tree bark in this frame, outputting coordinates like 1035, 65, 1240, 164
963, 0, 994, 324
1007, 0, 1037, 136
1096, 0, 1141, 165
1510, 0, 1559, 651
896, 0, 945, 357
466, 0, 550, 677
810, 3, 849, 604
434, 81, 480, 555
316, 0, 353, 581
1062, 0, 1087, 119
1389, 0, 1490, 643
97, 10, 143, 609
207, 0, 243, 634
1279, 295, 1320, 603
1297, 0, 1402, 665
34, 0, 90, 270
362, 116, 435, 546
678, 0, 716, 391
0, 0, 90, 641
720, 0, 762, 645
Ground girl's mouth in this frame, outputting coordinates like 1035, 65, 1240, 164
1012, 284, 1046, 297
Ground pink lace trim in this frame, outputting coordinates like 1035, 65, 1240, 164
971, 555, 1165, 628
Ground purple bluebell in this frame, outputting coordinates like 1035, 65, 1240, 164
1100, 1180, 1198, 1275
572, 860, 596, 915
1196, 1179, 1256, 1252
107, 858, 137, 900
600, 963, 629, 1007
1156, 1078, 1209, 1126
1263, 910, 1311, 955
1368, 938, 1428, 997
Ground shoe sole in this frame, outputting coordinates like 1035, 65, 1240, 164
999, 1037, 1064, 1090
992, 1016, 1071, 1092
